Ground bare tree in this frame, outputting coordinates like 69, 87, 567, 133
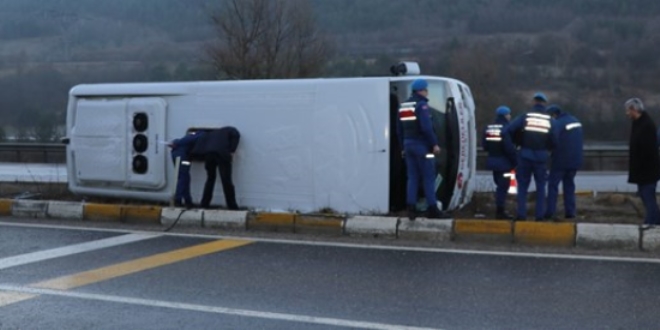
207, 0, 332, 79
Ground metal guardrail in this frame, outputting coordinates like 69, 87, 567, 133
0, 143, 631, 171
0, 143, 67, 164
476, 146, 629, 172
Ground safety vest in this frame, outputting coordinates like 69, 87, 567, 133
485, 124, 505, 157
399, 101, 422, 140
522, 112, 551, 150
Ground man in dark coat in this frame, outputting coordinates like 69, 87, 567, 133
625, 98, 660, 229
191, 126, 241, 210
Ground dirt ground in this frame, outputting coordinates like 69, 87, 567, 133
451, 191, 646, 225
0, 182, 649, 225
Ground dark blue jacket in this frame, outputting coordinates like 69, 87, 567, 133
396, 93, 438, 149
629, 112, 660, 184
505, 108, 558, 163
191, 126, 241, 157
551, 111, 583, 170
482, 115, 517, 171
171, 132, 203, 161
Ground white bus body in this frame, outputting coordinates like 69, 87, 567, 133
64, 75, 477, 214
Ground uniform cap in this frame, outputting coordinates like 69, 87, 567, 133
533, 92, 548, 102
411, 79, 428, 92
546, 104, 562, 115
496, 106, 511, 116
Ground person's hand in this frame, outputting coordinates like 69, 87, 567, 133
432, 145, 441, 154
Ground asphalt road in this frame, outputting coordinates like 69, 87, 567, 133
1, 220, 659, 330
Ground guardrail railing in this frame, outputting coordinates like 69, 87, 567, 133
0, 143, 631, 171
0, 143, 66, 164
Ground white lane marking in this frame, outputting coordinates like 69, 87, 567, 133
2, 221, 660, 265
0, 285, 441, 330
0, 291, 37, 306
0, 233, 161, 270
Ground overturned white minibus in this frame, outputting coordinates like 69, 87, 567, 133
63, 64, 477, 214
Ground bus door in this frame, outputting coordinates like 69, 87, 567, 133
389, 79, 456, 212
437, 97, 459, 210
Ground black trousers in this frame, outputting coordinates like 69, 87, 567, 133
201, 153, 238, 210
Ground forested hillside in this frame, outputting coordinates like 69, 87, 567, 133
0, 0, 659, 141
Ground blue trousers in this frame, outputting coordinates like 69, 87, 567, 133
638, 183, 660, 225
492, 171, 511, 209
546, 169, 577, 218
404, 141, 437, 208
174, 160, 193, 206
516, 158, 547, 220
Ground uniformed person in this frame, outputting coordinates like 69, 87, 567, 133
396, 79, 446, 220
505, 92, 558, 221
545, 104, 583, 220
169, 129, 204, 208
191, 126, 241, 210
482, 106, 517, 219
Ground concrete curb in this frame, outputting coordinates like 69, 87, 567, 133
398, 219, 452, 241
576, 223, 640, 250
247, 213, 295, 232
84, 203, 122, 222
0, 199, 13, 216
160, 208, 204, 227
0, 198, 657, 252
294, 214, 344, 236
514, 222, 576, 247
204, 210, 247, 230
47, 201, 84, 220
12, 200, 49, 218
121, 205, 162, 224
454, 219, 512, 242
642, 228, 660, 251
344, 216, 398, 238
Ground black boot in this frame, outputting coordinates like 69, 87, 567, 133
407, 205, 417, 221
496, 207, 513, 220
427, 205, 450, 219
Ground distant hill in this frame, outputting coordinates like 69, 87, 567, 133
1, 0, 659, 141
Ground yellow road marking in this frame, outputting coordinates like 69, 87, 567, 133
0, 291, 37, 306
33, 239, 253, 290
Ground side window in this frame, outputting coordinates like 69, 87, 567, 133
426, 81, 447, 114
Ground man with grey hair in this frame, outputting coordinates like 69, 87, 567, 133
625, 97, 660, 229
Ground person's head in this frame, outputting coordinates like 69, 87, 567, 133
546, 104, 562, 118
411, 79, 429, 98
533, 92, 548, 105
496, 105, 511, 121
624, 97, 644, 120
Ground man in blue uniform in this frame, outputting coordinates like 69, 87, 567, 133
545, 104, 583, 220
169, 129, 204, 208
482, 106, 517, 219
191, 126, 241, 210
505, 92, 557, 221
396, 79, 445, 220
